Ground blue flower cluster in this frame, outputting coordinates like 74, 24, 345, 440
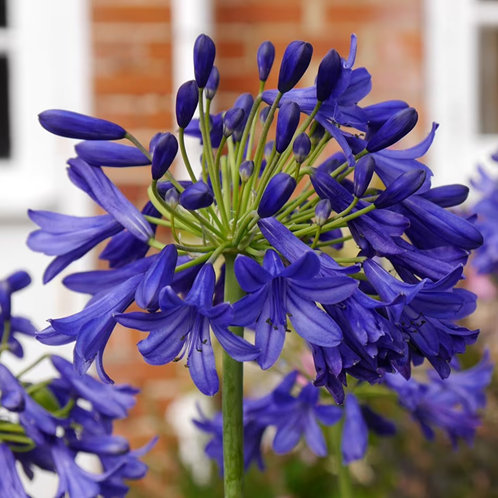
31, 32, 488, 470
195, 352, 492, 469
0, 271, 154, 498
471, 161, 498, 275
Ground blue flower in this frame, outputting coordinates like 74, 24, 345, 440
50, 356, 138, 419
385, 352, 492, 447
115, 264, 260, 396
40, 275, 143, 382
28, 158, 154, 281
66, 158, 153, 243
232, 249, 357, 369
310, 169, 410, 256
272, 380, 342, 457
0, 443, 28, 498
341, 393, 368, 464
0, 271, 37, 357
27, 210, 122, 283
364, 260, 479, 378
99, 201, 160, 269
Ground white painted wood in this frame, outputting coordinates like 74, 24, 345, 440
171, 0, 213, 179
425, 0, 498, 192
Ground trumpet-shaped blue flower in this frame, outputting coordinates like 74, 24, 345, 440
40, 275, 143, 382
115, 264, 260, 396
385, 352, 492, 447
232, 249, 357, 369
0, 443, 28, 498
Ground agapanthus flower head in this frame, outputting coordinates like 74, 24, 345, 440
32, 33, 487, 477
38, 109, 127, 140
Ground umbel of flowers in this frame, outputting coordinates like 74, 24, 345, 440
0, 271, 154, 498
31, 34, 489, 497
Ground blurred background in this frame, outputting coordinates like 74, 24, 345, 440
2, 0, 498, 496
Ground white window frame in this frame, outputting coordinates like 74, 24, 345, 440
425, 0, 498, 189
0, 0, 92, 215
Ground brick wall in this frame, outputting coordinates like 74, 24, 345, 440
90, 0, 424, 494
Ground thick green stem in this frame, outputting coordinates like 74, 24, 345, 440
222, 253, 245, 498
331, 422, 353, 498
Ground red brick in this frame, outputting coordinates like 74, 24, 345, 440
216, 5, 302, 24
95, 75, 172, 94
93, 6, 170, 23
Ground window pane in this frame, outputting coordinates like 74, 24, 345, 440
0, 56, 10, 158
479, 28, 498, 134
0, 0, 6, 28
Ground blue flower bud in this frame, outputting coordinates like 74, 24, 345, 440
316, 49, 342, 102
165, 187, 180, 209
276, 101, 300, 153
194, 34, 216, 88
180, 181, 214, 210
310, 123, 325, 145
259, 106, 270, 124
0, 271, 31, 321
264, 140, 275, 161
366, 107, 418, 153
233, 93, 254, 142
293, 133, 311, 163
258, 173, 296, 218
149, 132, 162, 154
278, 41, 313, 94
75, 141, 151, 167
374, 169, 426, 209
257, 41, 275, 82
176, 80, 199, 129
223, 107, 246, 138
39, 110, 126, 140
315, 199, 331, 226
421, 184, 469, 208
353, 156, 375, 198
151, 133, 178, 180
239, 160, 254, 183
205, 66, 220, 100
